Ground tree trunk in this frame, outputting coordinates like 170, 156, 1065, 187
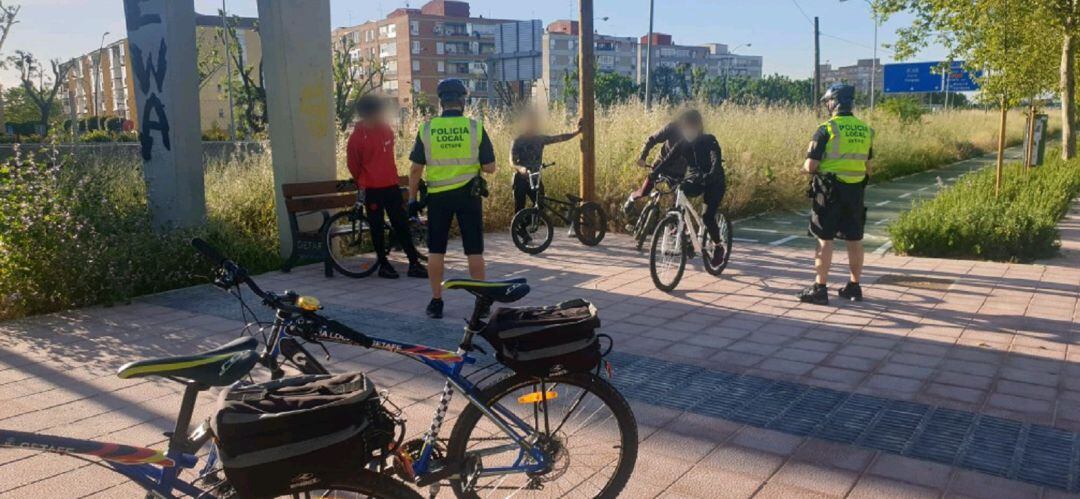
996, 99, 1008, 196
1061, 32, 1076, 159
1025, 104, 1037, 171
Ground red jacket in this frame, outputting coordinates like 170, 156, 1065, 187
347, 122, 400, 189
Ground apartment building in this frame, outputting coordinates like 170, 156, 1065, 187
819, 58, 883, 97
59, 17, 261, 133
332, 0, 515, 109
636, 33, 763, 83
536, 19, 637, 108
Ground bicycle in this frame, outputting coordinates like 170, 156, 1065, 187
192, 239, 639, 498
0, 333, 421, 497
649, 181, 734, 292
510, 162, 608, 255
629, 174, 677, 252
325, 187, 428, 278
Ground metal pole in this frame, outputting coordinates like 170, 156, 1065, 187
644, 0, 654, 109
579, 0, 596, 203
870, 14, 877, 111
222, 0, 237, 140
813, 17, 821, 111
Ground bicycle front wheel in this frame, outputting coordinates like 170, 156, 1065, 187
446, 372, 638, 498
325, 210, 379, 278
511, 208, 554, 255
211, 469, 422, 498
649, 212, 687, 292
702, 212, 734, 276
634, 203, 659, 252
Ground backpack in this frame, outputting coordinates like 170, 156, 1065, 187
211, 372, 395, 498
480, 299, 603, 377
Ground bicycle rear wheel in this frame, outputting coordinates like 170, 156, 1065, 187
702, 212, 734, 276
325, 210, 379, 278
211, 469, 422, 498
446, 372, 638, 498
573, 202, 608, 247
649, 212, 687, 292
511, 208, 554, 255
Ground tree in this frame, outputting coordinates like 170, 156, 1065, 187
2, 85, 38, 122
878, 0, 1070, 159
595, 72, 637, 107
331, 34, 385, 131
9, 51, 68, 136
0, 1, 19, 60
197, 30, 224, 90
220, 15, 266, 136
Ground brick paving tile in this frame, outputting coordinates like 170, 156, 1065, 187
946, 470, 1042, 499
868, 453, 953, 489
768, 461, 859, 497
846, 475, 942, 499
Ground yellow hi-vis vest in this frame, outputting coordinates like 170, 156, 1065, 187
820, 115, 874, 184
420, 116, 483, 194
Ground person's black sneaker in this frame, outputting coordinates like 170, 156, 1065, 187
797, 283, 829, 305
426, 298, 444, 319
407, 263, 428, 279
838, 282, 863, 302
377, 261, 400, 279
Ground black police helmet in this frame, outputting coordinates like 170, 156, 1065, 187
821, 83, 856, 106
437, 78, 469, 103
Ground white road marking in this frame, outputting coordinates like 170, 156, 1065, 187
740, 227, 780, 234
874, 218, 892, 225
899, 192, 912, 199
918, 186, 930, 192
873, 241, 894, 255
875, 200, 891, 207
769, 235, 800, 246
733, 237, 759, 243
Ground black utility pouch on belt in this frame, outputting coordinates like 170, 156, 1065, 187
468, 175, 489, 198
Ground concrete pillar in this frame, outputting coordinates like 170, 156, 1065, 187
257, 0, 337, 256
122, 0, 205, 227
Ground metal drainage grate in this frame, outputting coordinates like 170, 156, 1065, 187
875, 274, 956, 291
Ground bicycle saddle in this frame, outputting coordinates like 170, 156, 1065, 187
444, 278, 530, 303
116, 337, 259, 387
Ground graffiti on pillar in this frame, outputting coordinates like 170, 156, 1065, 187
123, 0, 170, 161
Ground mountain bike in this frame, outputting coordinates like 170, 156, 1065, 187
649, 182, 734, 291
629, 174, 677, 251
325, 188, 428, 278
510, 162, 608, 255
192, 239, 639, 498
0, 334, 421, 498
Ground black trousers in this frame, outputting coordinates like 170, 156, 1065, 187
512, 172, 543, 212
365, 186, 421, 264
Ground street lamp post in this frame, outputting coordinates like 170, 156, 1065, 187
93, 31, 110, 120
222, 0, 237, 141
840, 0, 877, 112
644, 0, 654, 109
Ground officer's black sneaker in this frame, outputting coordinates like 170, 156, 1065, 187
797, 283, 829, 305
407, 263, 428, 279
838, 282, 863, 302
426, 298, 444, 319
377, 261, 400, 279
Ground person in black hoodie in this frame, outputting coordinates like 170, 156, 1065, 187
650, 110, 727, 264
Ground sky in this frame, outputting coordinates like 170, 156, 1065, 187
1, 0, 948, 89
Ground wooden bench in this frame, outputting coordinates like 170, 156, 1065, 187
281, 179, 358, 277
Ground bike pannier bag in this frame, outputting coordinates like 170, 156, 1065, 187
211, 372, 395, 498
480, 299, 601, 376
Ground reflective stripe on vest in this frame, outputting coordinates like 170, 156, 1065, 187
821, 116, 873, 184
421, 117, 482, 193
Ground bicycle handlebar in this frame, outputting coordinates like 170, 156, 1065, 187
190, 238, 374, 347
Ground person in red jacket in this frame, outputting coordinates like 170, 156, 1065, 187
346, 95, 427, 279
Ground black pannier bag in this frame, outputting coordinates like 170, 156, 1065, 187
480, 299, 602, 376
211, 372, 395, 498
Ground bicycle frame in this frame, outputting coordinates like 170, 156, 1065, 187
0, 381, 216, 497
259, 302, 551, 483
670, 187, 707, 255
526, 168, 580, 231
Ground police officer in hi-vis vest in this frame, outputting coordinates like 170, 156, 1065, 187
798, 83, 874, 305
408, 79, 497, 319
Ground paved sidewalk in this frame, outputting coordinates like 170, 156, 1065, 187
1, 232, 1078, 498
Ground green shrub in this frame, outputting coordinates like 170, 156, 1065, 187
889, 152, 1080, 262
80, 130, 113, 143
202, 123, 230, 141
880, 97, 928, 126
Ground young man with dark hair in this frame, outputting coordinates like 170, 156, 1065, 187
346, 95, 427, 279
622, 110, 696, 219
510, 110, 582, 213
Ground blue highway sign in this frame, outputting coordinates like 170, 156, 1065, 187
883, 61, 981, 94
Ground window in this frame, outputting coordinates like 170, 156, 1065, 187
436, 42, 444, 55
437, 60, 445, 73
412, 60, 420, 71
413, 80, 421, 91
380, 42, 397, 58
412, 41, 420, 54
382, 79, 399, 91
410, 21, 420, 35
444, 22, 467, 36
379, 24, 397, 39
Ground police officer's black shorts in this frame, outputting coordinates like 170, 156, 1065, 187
427, 187, 484, 255
810, 179, 866, 241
